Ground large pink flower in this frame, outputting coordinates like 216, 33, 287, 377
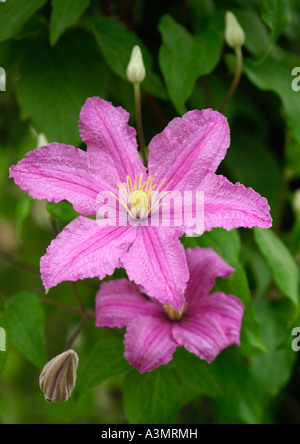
96, 247, 244, 373
10, 98, 271, 311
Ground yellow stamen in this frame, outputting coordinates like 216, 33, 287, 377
164, 302, 188, 321
111, 173, 171, 220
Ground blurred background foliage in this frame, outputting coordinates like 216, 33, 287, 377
0, 0, 300, 424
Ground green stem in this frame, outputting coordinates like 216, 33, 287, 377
71, 282, 86, 315
64, 318, 89, 351
49, 215, 58, 236
134, 83, 147, 166
41, 298, 81, 315
0, 248, 39, 275
220, 46, 243, 114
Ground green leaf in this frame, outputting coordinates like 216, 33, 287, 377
224, 134, 282, 216
197, 228, 241, 267
46, 201, 79, 224
213, 349, 267, 424
183, 228, 240, 267
0, 0, 47, 42
254, 228, 299, 308
234, 8, 270, 57
84, 15, 167, 100
16, 192, 33, 240
251, 348, 296, 397
123, 366, 181, 424
216, 264, 267, 355
260, 0, 291, 43
50, 0, 91, 45
241, 246, 271, 298
158, 14, 222, 115
16, 31, 109, 146
245, 58, 300, 142
172, 348, 220, 397
250, 296, 297, 397
76, 335, 130, 397
3, 292, 46, 368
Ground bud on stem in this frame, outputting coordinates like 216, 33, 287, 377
39, 349, 79, 403
126, 45, 146, 84
225, 11, 245, 49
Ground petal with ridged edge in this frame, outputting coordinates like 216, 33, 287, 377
96, 279, 162, 329
124, 315, 177, 373
121, 226, 189, 312
172, 292, 244, 363
148, 109, 230, 191
41, 216, 136, 291
79, 97, 146, 185
9, 143, 115, 216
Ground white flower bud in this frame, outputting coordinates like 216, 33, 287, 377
37, 133, 48, 148
126, 45, 146, 84
293, 190, 300, 217
225, 11, 245, 49
39, 350, 79, 403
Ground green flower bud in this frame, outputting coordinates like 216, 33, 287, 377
126, 45, 146, 84
39, 350, 79, 403
225, 11, 245, 49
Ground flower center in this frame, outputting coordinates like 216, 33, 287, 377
127, 190, 150, 219
164, 302, 188, 321
113, 174, 169, 221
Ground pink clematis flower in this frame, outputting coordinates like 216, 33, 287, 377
96, 247, 244, 373
10, 98, 271, 311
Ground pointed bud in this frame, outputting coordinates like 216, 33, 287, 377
39, 350, 79, 403
225, 11, 245, 49
126, 45, 146, 84
37, 133, 48, 148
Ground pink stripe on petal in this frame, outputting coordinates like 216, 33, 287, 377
185, 247, 235, 305
9, 143, 114, 216
121, 226, 189, 312
124, 315, 177, 373
172, 292, 244, 363
148, 109, 230, 192
41, 217, 136, 291
96, 279, 161, 329
79, 97, 146, 184
201, 173, 272, 232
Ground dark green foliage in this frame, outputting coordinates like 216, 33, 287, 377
0, 0, 299, 425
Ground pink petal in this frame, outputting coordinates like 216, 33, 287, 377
9, 143, 113, 216
148, 109, 229, 191
185, 247, 235, 305
201, 173, 272, 232
96, 279, 161, 328
121, 226, 189, 312
41, 216, 136, 291
124, 315, 177, 373
172, 292, 244, 363
79, 97, 146, 184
